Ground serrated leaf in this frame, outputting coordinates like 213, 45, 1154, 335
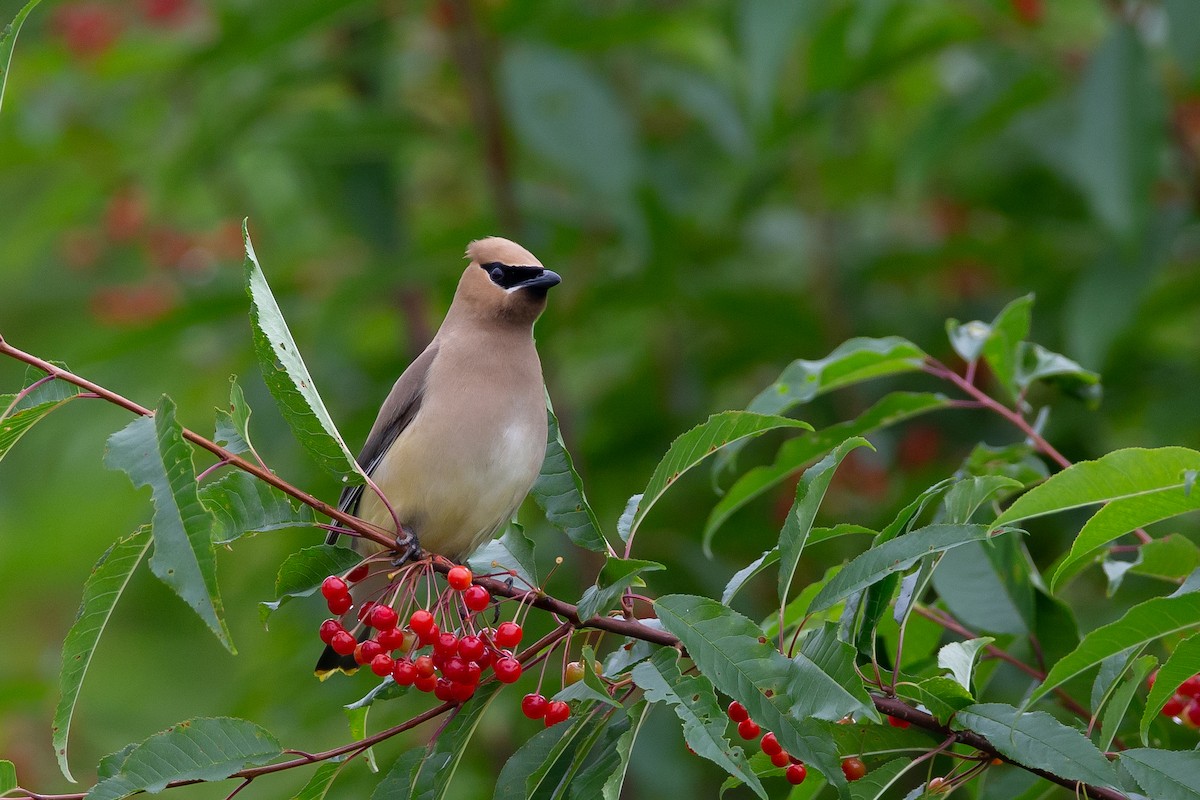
1028, 590, 1200, 706
1141, 632, 1200, 744
104, 397, 232, 651
468, 523, 538, 587
941, 476, 1023, 524
530, 393, 608, 553
631, 649, 766, 799
819, 719, 935, 758
244, 223, 362, 484
704, 392, 948, 553
631, 411, 812, 545
959, 441, 1049, 487
1098, 655, 1154, 752
576, 558, 664, 622
779, 438, 871, 604
288, 759, 345, 800
0, 0, 44, 114
85, 717, 281, 800
937, 638, 994, 693
932, 535, 1035, 635
0, 759, 16, 793
260, 545, 362, 621
212, 376, 254, 456
493, 725, 571, 800
809, 525, 1013, 614
800, 623, 877, 714
53, 527, 152, 782
896, 676, 974, 725
951, 704, 1117, 789
373, 684, 501, 800
553, 645, 620, 709
203, 470, 315, 545
655, 594, 874, 796
849, 757, 912, 800
1120, 748, 1200, 800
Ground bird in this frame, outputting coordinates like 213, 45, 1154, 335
315, 236, 559, 678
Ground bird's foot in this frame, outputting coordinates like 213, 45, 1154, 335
392, 525, 422, 565
490, 576, 515, 625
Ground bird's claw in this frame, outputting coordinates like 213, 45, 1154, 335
392, 525, 422, 565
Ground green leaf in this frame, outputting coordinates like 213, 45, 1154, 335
616, 493, 640, 544
631, 411, 811, 545
1098, 655, 1154, 752
980, 295, 1033, 396
373, 684, 501, 800
468, 523, 538, 587
631, 649, 766, 799
213, 377, 254, 456
1028, 589, 1200, 706
1141, 631, 1200, 744
0, 759, 16, 794
567, 702, 649, 800
849, 757, 912, 800
0, 0, 44, 114
800, 623, 877, 714
0, 369, 81, 464
1015, 343, 1101, 399
655, 594, 876, 795
493, 726, 571, 800
723, 548, 778, 605
937, 637, 994, 693
202, 470, 315, 545
931, 535, 1035, 635
959, 442, 1049, 487
260, 544, 362, 621
778, 438, 871, 604
1121, 748, 1200, 800
996, 447, 1200, 526
288, 760, 345, 800
554, 645, 620, 709
244, 223, 362, 484
53, 527, 153, 782
733, 527, 875, 606
345, 705, 378, 774
946, 318, 991, 364
951, 704, 1117, 789
1132, 534, 1200, 581
705, 392, 947, 550
345, 677, 408, 711
85, 717, 281, 800
808, 525, 1013, 614
576, 558, 664, 622
530, 394, 608, 553
104, 397, 232, 651
896, 676, 974, 725
941, 476, 1023, 524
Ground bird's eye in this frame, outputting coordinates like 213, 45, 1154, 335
490, 267, 505, 282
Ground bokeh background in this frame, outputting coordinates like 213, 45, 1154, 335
2, 0, 1199, 796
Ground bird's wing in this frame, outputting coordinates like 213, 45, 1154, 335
325, 342, 440, 545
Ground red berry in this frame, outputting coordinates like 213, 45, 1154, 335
544, 700, 570, 726
327, 593, 353, 615
369, 604, 399, 631
434, 678, 455, 702
434, 632, 460, 658
474, 647, 494, 670
357, 601, 376, 622
330, 630, 357, 656
770, 751, 790, 768
1147, 669, 1158, 690
347, 563, 370, 583
522, 693, 549, 719
1186, 700, 1200, 727
318, 619, 343, 645
458, 635, 486, 662
495, 622, 523, 648
761, 732, 782, 756
414, 674, 437, 693
842, 757, 867, 782
463, 585, 491, 612
392, 660, 417, 686
786, 763, 807, 785
495, 657, 523, 683
1179, 675, 1200, 698
564, 661, 585, 686
887, 715, 910, 729
1162, 694, 1186, 717
321, 576, 348, 601
449, 681, 476, 702
371, 653, 395, 677
377, 627, 409, 651
442, 656, 469, 682
737, 719, 760, 740
410, 609, 435, 635
354, 640, 384, 665
463, 662, 482, 685
727, 701, 749, 722
447, 565, 473, 591
415, 655, 436, 678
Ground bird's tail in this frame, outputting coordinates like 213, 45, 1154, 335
314, 643, 360, 681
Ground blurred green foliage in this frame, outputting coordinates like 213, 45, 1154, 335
1, 0, 1198, 796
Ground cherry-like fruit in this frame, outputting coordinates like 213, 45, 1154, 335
463, 585, 491, 611
522, 693, 549, 719
737, 719, 760, 739
842, 757, 867, 782
320, 576, 348, 601
495, 657, 523, 683
447, 565, 473, 591
495, 622, 523, 648
544, 700, 570, 726
330, 630, 357, 656
727, 701, 749, 722
785, 763, 807, 785
369, 604, 399, 631
760, 732, 782, 756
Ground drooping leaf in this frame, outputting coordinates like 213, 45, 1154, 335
288, 759, 346, 800
799, 622, 877, 714
202, 470, 315, 545
345, 677, 408, 711
980, 295, 1033, 396
576, 558, 664, 622
566, 702, 649, 800
778, 438, 871, 604
104, 397, 232, 651
212, 376, 254, 457
85, 717, 281, 800
1098, 655, 1155, 752
959, 441, 1049, 487
937, 637, 995, 693
616, 493, 640, 544
808, 525, 1014, 614
259, 544, 362, 622
53, 527, 153, 782
1141, 631, 1200, 744
628, 411, 811, 546
951, 704, 1117, 789
631, 649, 766, 799
0, 0, 44, 114
468, 523, 538, 587
705, 392, 948, 551
530, 393, 608, 553
1028, 590, 1200, 706
1131, 534, 1200, 582
941, 476, 1023, 525
243, 223, 362, 484
1120, 748, 1200, 800
656, 594, 875, 796
1015, 342, 1101, 400
722, 548, 778, 605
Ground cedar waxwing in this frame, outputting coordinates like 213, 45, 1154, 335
315, 237, 559, 678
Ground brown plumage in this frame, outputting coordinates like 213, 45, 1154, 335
316, 237, 559, 678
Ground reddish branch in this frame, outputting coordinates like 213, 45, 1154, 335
0, 335, 1126, 800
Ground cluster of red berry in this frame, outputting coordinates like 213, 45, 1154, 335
317, 564, 535, 708
1152, 670, 1200, 726
725, 701, 866, 785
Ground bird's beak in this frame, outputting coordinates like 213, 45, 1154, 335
515, 270, 561, 292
